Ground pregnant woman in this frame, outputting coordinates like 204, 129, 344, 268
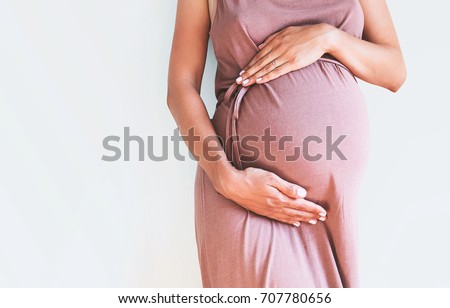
167, 0, 405, 287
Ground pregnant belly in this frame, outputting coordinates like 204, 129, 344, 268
211, 59, 370, 197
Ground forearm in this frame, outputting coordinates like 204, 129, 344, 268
324, 24, 406, 92
167, 81, 237, 194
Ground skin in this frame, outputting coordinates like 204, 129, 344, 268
236, 1, 406, 92
167, 0, 406, 227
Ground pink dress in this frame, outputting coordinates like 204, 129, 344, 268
194, 0, 369, 287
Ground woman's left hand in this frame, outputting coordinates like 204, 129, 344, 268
236, 23, 337, 86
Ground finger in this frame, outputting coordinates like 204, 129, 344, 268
240, 55, 287, 87
274, 209, 315, 227
267, 208, 301, 227
246, 44, 275, 69
274, 193, 326, 220
238, 48, 283, 85
268, 173, 307, 199
257, 29, 283, 49
282, 208, 321, 225
255, 61, 295, 84
274, 215, 301, 228
288, 198, 327, 217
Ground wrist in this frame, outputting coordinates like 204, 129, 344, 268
319, 23, 341, 54
208, 159, 241, 198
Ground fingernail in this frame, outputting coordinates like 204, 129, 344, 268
236, 76, 243, 83
297, 188, 306, 197
258, 44, 263, 49
239, 70, 245, 76
242, 79, 249, 85
308, 220, 317, 225
319, 212, 326, 217
256, 77, 263, 82
293, 222, 301, 227
318, 217, 326, 221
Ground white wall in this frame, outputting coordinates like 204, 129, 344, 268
0, 0, 448, 287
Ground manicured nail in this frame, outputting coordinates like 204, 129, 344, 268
236, 76, 243, 83
297, 188, 306, 197
239, 70, 245, 76
319, 212, 326, 217
242, 79, 249, 85
293, 222, 300, 227
309, 220, 317, 225
256, 77, 263, 82
318, 217, 326, 221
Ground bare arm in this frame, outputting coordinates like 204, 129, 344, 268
167, 0, 233, 194
167, 0, 327, 226
327, 0, 406, 92
237, 0, 406, 92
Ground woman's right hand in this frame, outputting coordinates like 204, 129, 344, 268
214, 166, 327, 227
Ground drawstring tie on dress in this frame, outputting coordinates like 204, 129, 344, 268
222, 81, 250, 170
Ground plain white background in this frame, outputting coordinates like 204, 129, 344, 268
0, 0, 449, 287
